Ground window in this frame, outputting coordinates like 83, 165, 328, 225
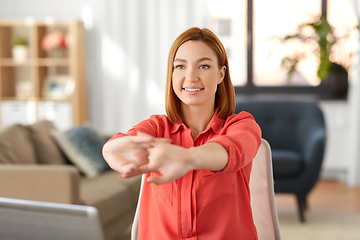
208, 0, 247, 86
208, 0, 358, 98
327, 0, 358, 72
254, 0, 321, 86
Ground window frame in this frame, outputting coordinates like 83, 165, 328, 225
235, 0, 346, 99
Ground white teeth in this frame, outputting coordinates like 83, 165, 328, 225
184, 88, 201, 92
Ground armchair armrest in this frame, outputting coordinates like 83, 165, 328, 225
0, 165, 81, 204
297, 127, 326, 194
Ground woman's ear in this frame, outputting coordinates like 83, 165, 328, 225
218, 65, 226, 84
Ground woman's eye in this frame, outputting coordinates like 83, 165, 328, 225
199, 65, 209, 69
175, 65, 185, 69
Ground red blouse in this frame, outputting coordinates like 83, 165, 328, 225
110, 111, 261, 240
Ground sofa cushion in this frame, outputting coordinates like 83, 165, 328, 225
0, 124, 37, 164
50, 123, 110, 178
80, 171, 141, 226
272, 149, 303, 178
27, 120, 68, 165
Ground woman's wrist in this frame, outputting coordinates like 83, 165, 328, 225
187, 147, 200, 171
187, 143, 228, 172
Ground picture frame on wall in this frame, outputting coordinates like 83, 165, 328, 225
42, 75, 75, 99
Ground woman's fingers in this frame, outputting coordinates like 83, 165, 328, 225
138, 163, 152, 173
105, 133, 174, 181
120, 162, 154, 178
119, 161, 147, 178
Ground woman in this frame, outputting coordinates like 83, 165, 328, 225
103, 27, 261, 239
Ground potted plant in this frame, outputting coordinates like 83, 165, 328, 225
270, 15, 358, 97
11, 37, 29, 63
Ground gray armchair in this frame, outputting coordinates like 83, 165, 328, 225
235, 101, 326, 222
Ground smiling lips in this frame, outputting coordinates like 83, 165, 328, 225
183, 87, 203, 93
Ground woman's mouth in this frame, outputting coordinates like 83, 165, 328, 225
183, 87, 203, 92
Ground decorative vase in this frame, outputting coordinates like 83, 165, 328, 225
323, 63, 349, 98
12, 46, 28, 63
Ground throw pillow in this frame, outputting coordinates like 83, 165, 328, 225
27, 120, 68, 165
50, 123, 110, 178
0, 124, 37, 164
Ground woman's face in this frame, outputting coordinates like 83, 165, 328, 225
172, 40, 226, 110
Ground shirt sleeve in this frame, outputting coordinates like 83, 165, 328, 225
107, 115, 168, 141
208, 111, 262, 174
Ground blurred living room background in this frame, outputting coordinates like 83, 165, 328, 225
1, 0, 360, 239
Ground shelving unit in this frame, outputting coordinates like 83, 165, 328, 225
0, 20, 87, 130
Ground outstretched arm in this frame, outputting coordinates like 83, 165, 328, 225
137, 133, 229, 185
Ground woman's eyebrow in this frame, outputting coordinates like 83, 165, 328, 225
197, 57, 213, 62
174, 58, 186, 63
173, 57, 213, 63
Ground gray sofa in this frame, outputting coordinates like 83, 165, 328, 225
0, 120, 141, 240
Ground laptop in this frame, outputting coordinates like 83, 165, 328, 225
0, 197, 105, 240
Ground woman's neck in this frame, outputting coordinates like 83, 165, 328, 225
181, 104, 215, 139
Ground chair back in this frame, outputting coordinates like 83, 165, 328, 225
131, 139, 281, 240
235, 101, 325, 152
250, 139, 281, 240
131, 174, 143, 240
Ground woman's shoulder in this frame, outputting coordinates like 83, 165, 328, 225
219, 111, 261, 139
147, 114, 171, 125
225, 111, 255, 123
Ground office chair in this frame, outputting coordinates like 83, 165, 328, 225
250, 139, 281, 240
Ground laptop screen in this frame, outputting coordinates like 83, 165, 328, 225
0, 197, 105, 240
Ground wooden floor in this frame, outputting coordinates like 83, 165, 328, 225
275, 178, 360, 214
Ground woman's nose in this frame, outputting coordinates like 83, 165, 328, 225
185, 68, 199, 82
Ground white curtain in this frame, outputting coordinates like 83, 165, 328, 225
93, 0, 209, 134
347, 0, 360, 186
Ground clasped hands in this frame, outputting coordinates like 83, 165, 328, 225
103, 132, 194, 185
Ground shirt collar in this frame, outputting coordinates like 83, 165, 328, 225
170, 121, 184, 134
170, 111, 225, 134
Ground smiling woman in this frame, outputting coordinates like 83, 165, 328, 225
102, 27, 262, 240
